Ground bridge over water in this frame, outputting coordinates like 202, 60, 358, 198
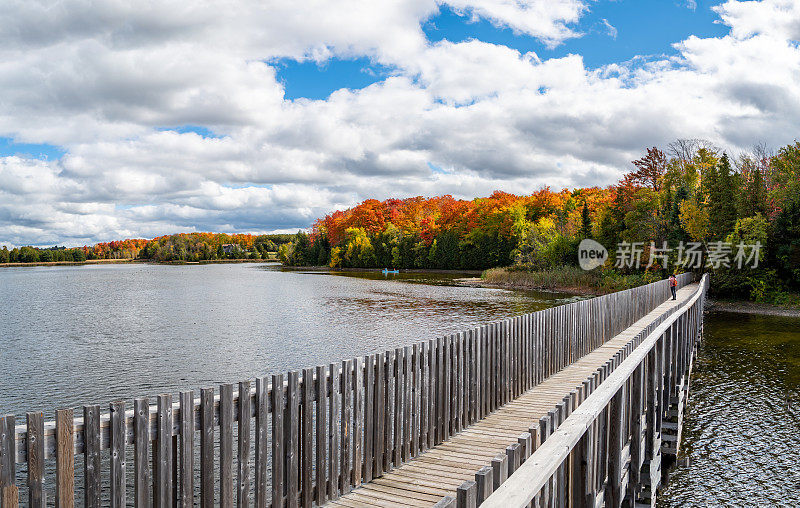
0, 272, 705, 508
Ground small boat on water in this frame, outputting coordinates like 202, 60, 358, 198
382, 268, 400, 274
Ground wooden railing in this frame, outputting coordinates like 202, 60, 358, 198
452, 273, 707, 508
0, 273, 693, 508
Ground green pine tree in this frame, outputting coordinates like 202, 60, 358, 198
707, 153, 737, 240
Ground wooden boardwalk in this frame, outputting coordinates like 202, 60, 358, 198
325, 283, 699, 508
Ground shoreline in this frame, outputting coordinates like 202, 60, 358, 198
0, 258, 279, 268
706, 299, 800, 318
280, 265, 485, 276
452, 276, 602, 296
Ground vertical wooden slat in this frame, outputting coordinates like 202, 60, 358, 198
301, 369, 314, 508
315, 366, 328, 506
155, 395, 173, 508
403, 345, 412, 462
328, 364, 341, 500
363, 356, 374, 483
133, 399, 151, 508
427, 339, 436, 450
419, 343, 429, 452
179, 392, 194, 508
55, 408, 74, 508
443, 336, 451, 440
384, 350, 394, 472
220, 384, 234, 508
238, 382, 251, 508
83, 405, 100, 508
491, 454, 507, 491
436, 337, 445, 444
474, 466, 493, 504
200, 388, 215, 508
272, 375, 285, 508
1, 486, 18, 508
456, 335, 464, 433
26, 412, 44, 508
411, 343, 421, 456
353, 358, 364, 487
110, 401, 126, 508
340, 361, 352, 495
393, 348, 403, 467
374, 353, 385, 477
506, 443, 520, 475
287, 372, 300, 508
470, 331, 478, 425
0, 415, 15, 492
172, 434, 179, 508
456, 480, 477, 508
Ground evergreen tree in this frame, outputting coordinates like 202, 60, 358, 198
707, 153, 737, 240
580, 202, 591, 239
742, 162, 767, 218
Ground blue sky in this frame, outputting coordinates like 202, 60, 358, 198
0, 137, 66, 160
279, 0, 729, 100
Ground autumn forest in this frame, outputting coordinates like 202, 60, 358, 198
2, 140, 799, 303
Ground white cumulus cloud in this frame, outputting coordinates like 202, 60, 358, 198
0, 0, 799, 246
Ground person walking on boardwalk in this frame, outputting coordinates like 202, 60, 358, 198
669, 274, 677, 300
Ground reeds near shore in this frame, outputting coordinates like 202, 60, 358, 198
481, 266, 664, 294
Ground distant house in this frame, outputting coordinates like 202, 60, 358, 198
222, 244, 236, 254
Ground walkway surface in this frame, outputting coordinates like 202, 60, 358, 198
325, 284, 699, 508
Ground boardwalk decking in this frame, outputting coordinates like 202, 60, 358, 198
325, 283, 699, 508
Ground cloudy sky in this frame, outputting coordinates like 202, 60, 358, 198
1, 0, 798, 247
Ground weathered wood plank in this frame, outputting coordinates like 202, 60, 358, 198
340, 360, 353, 495
272, 374, 285, 508
83, 405, 101, 508
155, 395, 173, 508
55, 408, 74, 508
302, 368, 314, 508
200, 388, 215, 508
364, 356, 375, 483
353, 358, 364, 488
384, 350, 394, 472
220, 384, 234, 508
315, 365, 328, 506
0, 415, 15, 492
393, 348, 404, 468
329, 364, 341, 500
411, 344, 421, 456
374, 352, 385, 477
132, 400, 150, 507
1, 486, 18, 508
26, 412, 44, 508
456, 480, 477, 508
110, 401, 126, 508
287, 373, 300, 508
178, 392, 194, 508
238, 381, 252, 508
403, 346, 412, 462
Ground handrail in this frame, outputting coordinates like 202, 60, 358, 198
480, 273, 708, 508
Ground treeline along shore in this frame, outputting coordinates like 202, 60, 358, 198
279, 140, 800, 305
0, 233, 292, 264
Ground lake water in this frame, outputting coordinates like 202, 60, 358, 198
0, 262, 579, 418
658, 311, 800, 506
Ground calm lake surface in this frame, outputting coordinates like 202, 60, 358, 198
658, 311, 800, 506
0, 262, 580, 418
